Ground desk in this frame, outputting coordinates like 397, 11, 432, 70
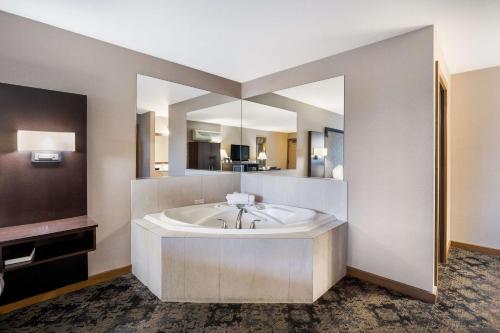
222, 162, 260, 172
0, 216, 97, 305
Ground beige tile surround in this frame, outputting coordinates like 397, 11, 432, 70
131, 173, 347, 303
131, 173, 241, 219
132, 219, 347, 303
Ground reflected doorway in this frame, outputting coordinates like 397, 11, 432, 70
287, 138, 297, 169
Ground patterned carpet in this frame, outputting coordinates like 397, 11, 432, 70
0, 248, 498, 332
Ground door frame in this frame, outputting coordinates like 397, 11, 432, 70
287, 138, 297, 169
434, 61, 449, 285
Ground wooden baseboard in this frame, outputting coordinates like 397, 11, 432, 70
0, 265, 132, 314
450, 241, 500, 256
346, 266, 436, 303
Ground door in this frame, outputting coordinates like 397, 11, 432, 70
287, 139, 297, 169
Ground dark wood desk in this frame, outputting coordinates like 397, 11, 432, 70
222, 162, 260, 172
0, 216, 97, 304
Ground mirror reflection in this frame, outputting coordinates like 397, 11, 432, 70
240, 100, 297, 172
135, 74, 241, 177
186, 99, 242, 172
244, 75, 344, 179
136, 74, 344, 179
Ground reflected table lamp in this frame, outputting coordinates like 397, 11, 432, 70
220, 149, 229, 171
257, 151, 268, 169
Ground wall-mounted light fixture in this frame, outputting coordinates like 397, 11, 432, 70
312, 147, 327, 160
17, 130, 75, 163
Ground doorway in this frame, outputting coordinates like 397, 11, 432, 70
287, 138, 297, 169
435, 61, 448, 285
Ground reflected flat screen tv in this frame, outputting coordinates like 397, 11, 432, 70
231, 144, 250, 161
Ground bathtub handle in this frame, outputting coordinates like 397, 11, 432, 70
250, 219, 261, 229
217, 218, 228, 229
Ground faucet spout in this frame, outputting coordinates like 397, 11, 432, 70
235, 208, 247, 229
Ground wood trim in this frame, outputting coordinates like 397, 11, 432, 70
434, 60, 449, 287
347, 266, 437, 303
434, 60, 440, 286
0, 265, 132, 314
450, 241, 500, 256
438, 72, 448, 265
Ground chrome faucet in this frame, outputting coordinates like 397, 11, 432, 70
250, 219, 261, 229
235, 207, 247, 229
218, 218, 228, 229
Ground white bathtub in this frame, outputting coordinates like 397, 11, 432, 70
144, 202, 336, 235
133, 202, 347, 303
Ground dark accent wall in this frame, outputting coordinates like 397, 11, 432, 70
0, 83, 87, 227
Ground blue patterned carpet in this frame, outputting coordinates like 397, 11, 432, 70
0, 247, 498, 332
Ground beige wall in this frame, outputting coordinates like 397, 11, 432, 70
451, 67, 500, 249
0, 11, 240, 275
243, 27, 436, 292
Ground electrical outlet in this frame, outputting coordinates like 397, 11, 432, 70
194, 199, 204, 205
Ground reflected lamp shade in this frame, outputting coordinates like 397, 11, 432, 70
220, 149, 229, 159
257, 152, 268, 160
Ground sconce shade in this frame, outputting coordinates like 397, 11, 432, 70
17, 130, 75, 152
313, 147, 327, 157
257, 152, 268, 160
220, 149, 228, 159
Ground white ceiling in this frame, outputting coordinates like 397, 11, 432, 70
275, 76, 344, 115
1, 1, 499, 81
136, 74, 208, 117
187, 100, 297, 133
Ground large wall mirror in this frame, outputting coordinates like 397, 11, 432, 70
135, 74, 241, 177
244, 75, 344, 179
136, 74, 344, 179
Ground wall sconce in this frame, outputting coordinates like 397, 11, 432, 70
17, 130, 75, 163
312, 147, 327, 160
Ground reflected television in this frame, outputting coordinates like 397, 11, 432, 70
230, 144, 250, 161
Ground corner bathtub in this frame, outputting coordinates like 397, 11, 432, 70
133, 202, 347, 303
144, 202, 336, 235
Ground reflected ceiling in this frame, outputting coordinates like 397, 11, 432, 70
136, 74, 208, 117
187, 100, 297, 133
274, 76, 344, 115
